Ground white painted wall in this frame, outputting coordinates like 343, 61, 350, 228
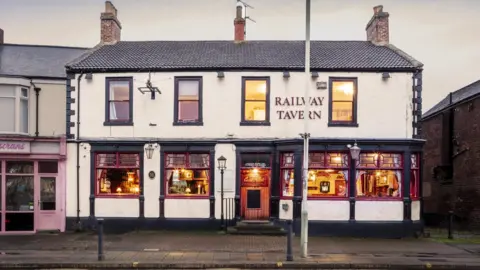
356, 201, 403, 221
69, 71, 413, 140
412, 200, 420, 221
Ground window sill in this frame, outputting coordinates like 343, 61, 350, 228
166, 195, 210, 199
328, 122, 359, 127
95, 194, 140, 199
103, 121, 134, 126
240, 121, 271, 126
355, 197, 402, 201
172, 121, 204, 126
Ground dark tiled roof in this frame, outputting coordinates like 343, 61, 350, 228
422, 80, 480, 120
0, 44, 88, 78
66, 40, 422, 72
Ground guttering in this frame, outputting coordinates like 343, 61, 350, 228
75, 73, 84, 228
29, 80, 41, 137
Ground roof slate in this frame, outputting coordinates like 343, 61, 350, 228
66, 40, 422, 72
0, 44, 88, 78
422, 80, 480, 119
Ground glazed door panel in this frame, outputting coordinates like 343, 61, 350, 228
240, 168, 270, 220
35, 176, 60, 231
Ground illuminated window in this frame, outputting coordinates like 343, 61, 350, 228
95, 153, 140, 197
411, 154, 420, 199
280, 152, 349, 198
242, 77, 270, 125
355, 153, 402, 198
165, 153, 210, 197
174, 77, 202, 125
329, 78, 357, 126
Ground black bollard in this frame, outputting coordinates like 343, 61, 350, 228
286, 219, 293, 261
448, 211, 453, 239
97, 218, 105, 261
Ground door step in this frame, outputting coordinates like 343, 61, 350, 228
228, 221, 287, 236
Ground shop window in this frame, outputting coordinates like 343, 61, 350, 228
280, 153, 295, 197
410, 154, 420, 199
280, 152, 349, 198
355, 153, 402, 198
0, 85, 29, 133
38, 161, 58, 174
165, 153, 210, 197
241, 77, 270, 125
328, 78, 357, 127
174, 77, 203, 125
104, 77, 133, 125
95, 152, 140, 197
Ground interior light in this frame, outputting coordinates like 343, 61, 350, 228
332, 156, 342, 162
336, 83, 354, 95
257, 83, 267, 93
252, 168, 259, 174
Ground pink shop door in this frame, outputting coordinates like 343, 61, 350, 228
35, 176, 61, 231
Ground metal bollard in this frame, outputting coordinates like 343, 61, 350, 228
448, 211, 453, 239
97, 218, 105, 261
286, 219, 293, 261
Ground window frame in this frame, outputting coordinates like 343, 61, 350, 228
104, 77, 134, 126
164, 152, 211, 199
0, 84, 29, 134
173, 76, 203, 126
94, 152, 141, 198
355, 152, 403, 201
279, 152, 295, 199
328, 77, 358, 127
240, 76, 271, 126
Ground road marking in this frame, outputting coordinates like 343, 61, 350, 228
143, 248, 160, 252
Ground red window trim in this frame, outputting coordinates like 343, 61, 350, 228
279, 151, 350, 200
164, 152, 210, 199
410, 153, 420, 200
355, 152, 403, 201
94, 152, 141, 198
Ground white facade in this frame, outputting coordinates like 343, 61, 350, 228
66, 70, 421, 234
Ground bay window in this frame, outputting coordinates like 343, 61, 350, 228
165, 153, 210, 197
355, 153, 402, 198
410, 154, 420, 199
0, 85, 29, 133
280, 151, 349, 198
104, 77, 133, 125
95, 153, 141, 197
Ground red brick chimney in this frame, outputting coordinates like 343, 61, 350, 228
0, 28, 4, 44
366, 5, 389, 45
100, 1, 121, 44
234, 5, 245, 42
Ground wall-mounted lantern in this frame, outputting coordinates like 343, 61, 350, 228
144, 143, 157, 159
347, 142, 361, 160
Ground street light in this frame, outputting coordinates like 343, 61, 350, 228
348, 143, 361, 160
300, 0, 311, 259
217, 156, 227, 231
144, 143, 156, 160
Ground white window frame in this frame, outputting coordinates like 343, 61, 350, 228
0, 84, 29, 134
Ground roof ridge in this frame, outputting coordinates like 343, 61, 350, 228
1, 43, 89, 50
385, 43, 423, 69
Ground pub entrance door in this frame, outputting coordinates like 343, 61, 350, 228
239, 153, 271, 220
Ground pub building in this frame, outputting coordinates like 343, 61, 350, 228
64, 2, 424, 237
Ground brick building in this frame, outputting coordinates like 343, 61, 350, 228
422, 80, 480, 228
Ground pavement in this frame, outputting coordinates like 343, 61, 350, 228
0, 231, 478, 269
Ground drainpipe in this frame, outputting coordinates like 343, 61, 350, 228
76, 73, 84, 227
30, 80, 41, 137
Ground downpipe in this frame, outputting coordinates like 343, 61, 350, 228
75, 73, 84, 230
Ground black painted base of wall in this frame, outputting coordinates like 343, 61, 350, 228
285, 219, 423, 238
66, 217, 422, 238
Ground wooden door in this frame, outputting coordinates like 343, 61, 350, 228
240, 168, 270, 220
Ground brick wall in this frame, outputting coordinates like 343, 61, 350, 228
422, 96, 480, 227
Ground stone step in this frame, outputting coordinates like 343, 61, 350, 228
227, 227, 287, 236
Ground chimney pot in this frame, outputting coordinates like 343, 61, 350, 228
0, 28, 3, 44
100, 1, 122, 44
366, 5, 389, 45
234, 4, 245, 42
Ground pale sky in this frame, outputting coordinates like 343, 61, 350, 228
1, 0, 479, 110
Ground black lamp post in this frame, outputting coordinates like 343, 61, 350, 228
217, 155, 227, 230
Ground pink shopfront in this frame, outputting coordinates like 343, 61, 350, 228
0, 137, 66, 234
